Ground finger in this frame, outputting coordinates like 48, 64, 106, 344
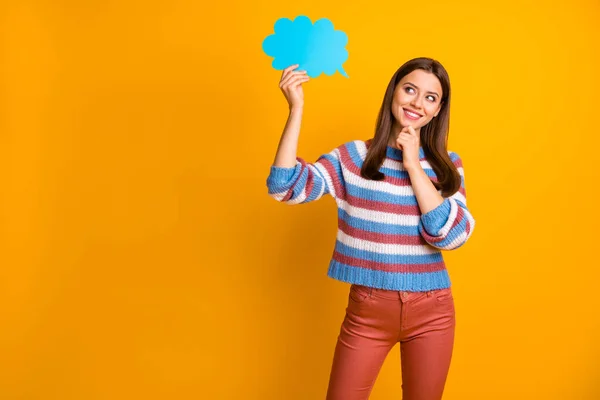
407, 126, 417, 136
285, 75, 310, 90
280, 70, 307, 87
293, 76, 310, 88
280, 71, 309, 88
288, 78, 308, 89
280, 68, 295, 84
281, 64, 299, 80
281, 65, 306, 83
281, 76, 309, 94
396, 137, 412, 145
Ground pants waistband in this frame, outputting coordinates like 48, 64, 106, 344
351, 284, 452, 300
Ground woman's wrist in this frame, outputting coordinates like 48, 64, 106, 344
289, 105, 304, 113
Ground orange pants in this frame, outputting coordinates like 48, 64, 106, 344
326, 284, 456, 400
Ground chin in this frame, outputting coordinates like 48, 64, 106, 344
400, 116, 423, 129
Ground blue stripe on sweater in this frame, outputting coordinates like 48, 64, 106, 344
319, 153, 342, 175
327, 259, 451, 291
346, 182, 418, 205
335, 241, 444, 265
380, 165, 437, 179
421, 198, 451, 234
449, 151, 459, 163
266, 165, 299, 194
345, 142, 437, 179
303, 165, 328, 202
266, 150, 343, 201
421, 208, 469, 248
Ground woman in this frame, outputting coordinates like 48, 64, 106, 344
266, 57, 476, 400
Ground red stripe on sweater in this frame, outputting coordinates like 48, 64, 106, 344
319, 156, 345, 198
338, 144, 415, 187
339, 219, 426, 246
304, 164, 315, 200
333, 252, 446, 273
345, 192, 420, 215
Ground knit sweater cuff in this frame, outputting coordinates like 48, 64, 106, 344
267, 164, 298, 184
420, 198, 451, 236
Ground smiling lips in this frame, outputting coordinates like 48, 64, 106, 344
403, 108, 422, 120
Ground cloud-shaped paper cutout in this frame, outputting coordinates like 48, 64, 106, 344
262, 15, 349, 78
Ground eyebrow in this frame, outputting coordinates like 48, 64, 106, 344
405, 82, 440, 97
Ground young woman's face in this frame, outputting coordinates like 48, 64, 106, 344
391, 69, 443, 130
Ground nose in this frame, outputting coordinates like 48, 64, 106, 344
410, 96, 423, 109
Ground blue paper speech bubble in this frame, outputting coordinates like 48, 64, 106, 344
262, 15, 349, 78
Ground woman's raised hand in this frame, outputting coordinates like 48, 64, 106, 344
279, 64, 310, 110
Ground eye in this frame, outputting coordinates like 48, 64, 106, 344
427, 95, 436, 102
404, 87, 415, 94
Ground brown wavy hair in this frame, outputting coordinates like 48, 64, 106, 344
360, 57, 461, 197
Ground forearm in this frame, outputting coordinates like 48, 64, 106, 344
406, 164, 444, 215
409, 158, 476, 250
273, 107, 304, 168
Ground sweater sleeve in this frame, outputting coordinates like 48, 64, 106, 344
418, 152, 476, 250
266, 145, 344, 204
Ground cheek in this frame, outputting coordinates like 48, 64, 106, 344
395, 93, 409, 106
391, 98, 404, 115
425, 103, 440, 116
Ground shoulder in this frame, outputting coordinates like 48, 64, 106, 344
447, 150, 463, 168
331, 139, 369, 157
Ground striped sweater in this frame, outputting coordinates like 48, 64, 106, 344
266, 139, 475, 291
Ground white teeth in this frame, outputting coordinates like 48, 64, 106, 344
405, 110, 420, 118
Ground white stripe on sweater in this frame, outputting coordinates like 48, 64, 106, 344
337, 198, 421, 226
337, 230, 439, 255
438, 198, 460, 236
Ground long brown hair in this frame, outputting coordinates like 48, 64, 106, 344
360, 57, 461, 197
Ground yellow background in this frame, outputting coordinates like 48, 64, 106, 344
1, 0, 599, 399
